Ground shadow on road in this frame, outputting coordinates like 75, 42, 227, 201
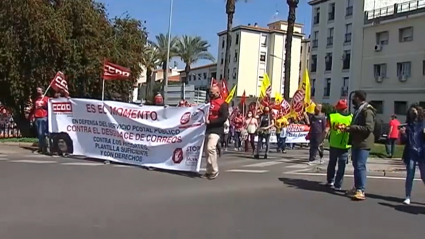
379, 202, 425, 215
278, 177, 346, 198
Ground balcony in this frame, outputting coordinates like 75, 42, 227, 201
313, 15, 320, 24
326, 37, 333, 46
364, 0, 425, 23
328, 12, 335, 21
346, 6, 353, 16
312, 39, 319, 48
344, 33, 352, 43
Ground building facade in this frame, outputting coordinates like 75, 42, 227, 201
308, 0, 406, 105
299, 38, 311, 93
179, 63, 217, 90
216, 20, 304, 98
352, 0, 425, 121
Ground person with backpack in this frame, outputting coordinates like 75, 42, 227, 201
344, 90, 378, 200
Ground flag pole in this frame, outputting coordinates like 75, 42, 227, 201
101, 79, 105, 101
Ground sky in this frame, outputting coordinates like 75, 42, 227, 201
98, 0, 312, 68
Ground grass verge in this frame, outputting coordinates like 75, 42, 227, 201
0, 137, 38, 143
323, 142, 404, 159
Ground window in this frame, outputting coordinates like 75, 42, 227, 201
235, 34, 239, 45
192, 75, 196, 81
221, 39, 225, 48
341, 77, 349, 97
324, 78, 331, 97
419, 102, 425, 109
220, 74, 223, 79
374, 64, 387, 78
233, 67, 237, 79
211, 72, 217, 79
399, 27, 413, 42
345, 24, 352, 43
220, 52, 224, 65
370, 101, 384, 114
311, 79, 316, 97
376, 31, 389, 45
397, 62, 411, 78
346, 0, 353, 16
327, 28, 334, 46
314, 7, 320, 24
342, 50, 351, 70
325, 53, 332, 71
328, 3, 335, 21
234, 51, 238, 62
394, 101, 408, 115
198, 74, 202, 80
259, 68, 265, 78
423, 60, 425, 75
260, 52, 266, 62
261, 35, 267, 47
311, 55, 317, 72
203, 72, 207, 79
312, 31, 319, 48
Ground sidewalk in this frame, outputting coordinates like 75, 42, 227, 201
0, 143, 36, 154
313, 158, 405, 174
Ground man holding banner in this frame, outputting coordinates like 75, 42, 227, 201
204, 85, 229, 180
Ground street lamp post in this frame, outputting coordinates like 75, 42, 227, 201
163, 0, 174, 105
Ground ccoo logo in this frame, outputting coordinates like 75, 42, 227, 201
180, 112, 191, 125
52, 102, 72, 113
172, 148, 183, 164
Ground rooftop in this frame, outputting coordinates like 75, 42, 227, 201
217, 20, 304, 37
308, 0, 328, 6
178, 63, 217, 73
364, 0, 425, 23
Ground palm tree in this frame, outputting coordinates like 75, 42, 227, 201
140, 44, 161, 102
175, 35, 215, 84
224, 0, 248, 81
283, 0, 299, 100
150, 33, 178, 88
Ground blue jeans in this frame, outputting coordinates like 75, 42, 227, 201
276, 134, 282, 150
279, 137, 286, 151
351, 148, 370, 191
256, 133, 270, 155
35, 117, 48, 151
234, 131, 241, 149
327, 147, 349, 188
385, 138, 396, 156
405, 160, 425, 198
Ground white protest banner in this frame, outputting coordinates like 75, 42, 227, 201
48, 98, 209, 172
254, 124, 310, 144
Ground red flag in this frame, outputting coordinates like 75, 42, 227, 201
50, 71, 69, 96
210, 78, 218, 87
240, 90, 246, 105
220, 79, 229, 99
103, 61, 131, 80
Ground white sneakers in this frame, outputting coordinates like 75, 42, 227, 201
403, 198, 411, 205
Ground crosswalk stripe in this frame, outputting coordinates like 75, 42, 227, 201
61, 162, 104, 166
226, 169, 268, 173
10, 160, 57, 164
243, 161, 282, 168
285, 164, 310, 169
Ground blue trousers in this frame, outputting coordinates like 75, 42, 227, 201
405, 160, 425, 198
327, 147, 349, 188
35, 117, 48, 151
351, 148, 370, 191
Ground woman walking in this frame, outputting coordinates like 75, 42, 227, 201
244, 111, 258, 153
254, 106, 274, 159
402, 103, 425, 205
221, 119, 230, 152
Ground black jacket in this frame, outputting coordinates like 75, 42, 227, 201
206, 102, 229, 135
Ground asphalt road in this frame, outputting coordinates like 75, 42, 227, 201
0, 148, 424, 239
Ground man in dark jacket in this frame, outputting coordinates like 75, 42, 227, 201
204, 85, 229, 180
308, 104, 326, 165
345, 90, 375, 200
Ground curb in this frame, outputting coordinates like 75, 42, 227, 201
0, 142, 38, 147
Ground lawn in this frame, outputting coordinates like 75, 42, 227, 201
323, 141, 404, 159
0, 137, 38, 143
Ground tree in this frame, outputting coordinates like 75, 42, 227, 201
150, 33, 178, 89
224, 0, 248, 81
176, 36, 215, 85
283, 0, 299, 100
140, 44, 160, 102
0, 0, 147, 135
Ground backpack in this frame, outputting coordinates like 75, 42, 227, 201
373, 115, 383, 142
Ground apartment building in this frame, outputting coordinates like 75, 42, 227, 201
308, 0, 406, 104
179, 63, 217, 90
216, 20, 304, 98
299, 38, 311, 92
351, 0, 425, 121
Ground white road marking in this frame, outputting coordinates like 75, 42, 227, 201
285, 164, 310, 169
226, 169, 268, 173
10, 160, 57, 164
285, 172, 417, 181
113, 165, 135, 168
244, 161, 282, 168
0, 155, 7, 157
61, 162, 104, 166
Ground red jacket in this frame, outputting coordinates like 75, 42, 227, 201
30, 96, 49, 119
207, 98, 228, 135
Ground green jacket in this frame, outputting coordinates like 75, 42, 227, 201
349, 103, 376, 150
